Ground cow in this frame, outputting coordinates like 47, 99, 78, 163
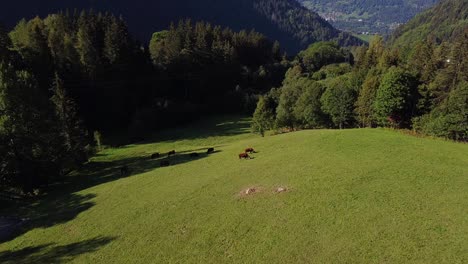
160, 160, 170, 167
167, 150, 176, 157
245, 148, 255, 154
207, 147, 215, 154
190, 153, 199, 157
151, 153, 160, 159
239, 153, 250, 159
120, 166, 129, 176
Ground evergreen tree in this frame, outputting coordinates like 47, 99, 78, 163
50, 73, 89, 166
0, 23, 11, 62
0, 64, 63, 192
76, 11, 101, 75
356, 71, 381, 127
251, 96, 275, 136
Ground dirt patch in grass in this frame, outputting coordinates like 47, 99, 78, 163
275, 187, 288, 193
238, 187, 262, 198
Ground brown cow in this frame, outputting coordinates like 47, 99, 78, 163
239, 153, 250, 159
207, 147, 215, 154
120, 166, 129, 176
245, 148, 255, 154
167, 150, 176, 157
160, 160, 170, 167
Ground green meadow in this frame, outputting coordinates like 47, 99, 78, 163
1, 117, 467, 263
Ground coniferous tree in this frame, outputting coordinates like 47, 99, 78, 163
50, 73, 90, 166
0, 64, 63, 192
252, 96, 275, 136
356, 71, 381, 127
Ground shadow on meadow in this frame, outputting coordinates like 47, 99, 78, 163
0, 236, 116, 263
132, 116, 252, 145
1, 145, 225, 244
0, 192, 96, 243
0, 116, 248, 244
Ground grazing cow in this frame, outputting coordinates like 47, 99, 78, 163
167, 150, 176, 157
245, 148, 255, 154
239, 153, 250, 159
120, 166, 129, 176
160, 160, 170, 167
190, 153, 199, 157
151, 153, 160, 159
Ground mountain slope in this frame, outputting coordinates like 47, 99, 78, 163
390, 0, 468, 47
0, 0, 363, 53
1, 117, 468, 262
298, 0, 438, 35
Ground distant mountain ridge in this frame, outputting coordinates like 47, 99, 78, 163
0, 0, 364, 53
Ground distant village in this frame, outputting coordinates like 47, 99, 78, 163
319, 11, 402, 35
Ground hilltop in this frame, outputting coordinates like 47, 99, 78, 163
0, 0, 363, 53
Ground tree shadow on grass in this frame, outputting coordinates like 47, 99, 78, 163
0, 236, 116, 264
70, 148, 220, 189
0, 193, 96, 243
139, 116, 251, 145
0, 116, 243, 245
0, 147, 223, 244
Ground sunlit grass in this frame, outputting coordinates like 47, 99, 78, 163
1, 117, 467, 263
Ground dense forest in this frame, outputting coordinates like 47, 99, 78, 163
254, 0, 467, 136
252, 12, 467, 141
0, 11, 287, 193
0, 0, 363, 53
390, 0, 468, 52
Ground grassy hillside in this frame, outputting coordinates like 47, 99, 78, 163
1, 117, 468, 263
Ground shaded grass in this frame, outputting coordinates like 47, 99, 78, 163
1, 117, 468, 263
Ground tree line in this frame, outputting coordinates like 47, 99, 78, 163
252, 33, 468, 141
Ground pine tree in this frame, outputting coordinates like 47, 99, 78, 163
272, 40, 281, 61
0, 23, 11, 62
50, 73, 89, 166
356, 71, 381, 127
252, 96, 275, 137
76, 11, 100, 75
0, 65, 63, 192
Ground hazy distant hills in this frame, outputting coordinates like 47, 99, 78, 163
298, 0, 438, 35
0, 0, 363, 53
